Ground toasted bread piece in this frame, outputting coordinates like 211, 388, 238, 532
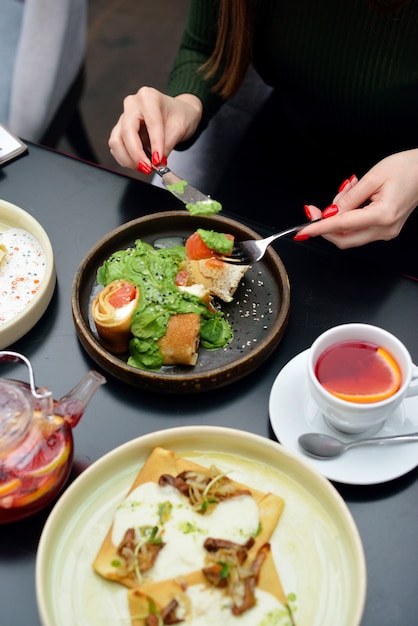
186, 259, 249, 302
158, 312, 201, 365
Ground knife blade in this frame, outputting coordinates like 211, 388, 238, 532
151, 161, 222, 216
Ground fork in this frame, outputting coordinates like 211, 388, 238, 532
222, 218, 321, 264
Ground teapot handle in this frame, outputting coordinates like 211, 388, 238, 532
0, 351, 53, 417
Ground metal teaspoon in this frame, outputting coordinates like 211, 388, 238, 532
298, 431, 418, 459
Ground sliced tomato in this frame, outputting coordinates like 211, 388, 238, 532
185, 232, 215, 260
205, 257, 225, 269
108, 283, 137, 308
175, 269, 189, 286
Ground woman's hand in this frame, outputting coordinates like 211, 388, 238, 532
108, 87, 203, 172
300, 149, 418, 247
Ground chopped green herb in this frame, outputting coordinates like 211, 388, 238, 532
178, 520, 205, 534
158, 500, 173, 524
219, 561, 230, 578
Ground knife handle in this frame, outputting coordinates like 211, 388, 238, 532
143, 146, 170, 176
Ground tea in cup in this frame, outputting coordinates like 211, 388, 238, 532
307, 323, 418, 434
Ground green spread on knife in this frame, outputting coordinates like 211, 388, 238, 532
167, 180, 188, 195
186, 200, 222, 216
166, 180, 222, 216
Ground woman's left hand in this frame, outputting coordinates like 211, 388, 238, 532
300, 149, 418, 248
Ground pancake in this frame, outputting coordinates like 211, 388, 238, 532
186, 258, 249, 302
93, 447, 284, 589
92, 279, 139, 353
127, 547, 290, 625
158, 313, 200, 365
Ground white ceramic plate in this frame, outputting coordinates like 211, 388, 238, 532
36, 426, 366, 626
0, 199, 55, 348
269, 350, 418, 485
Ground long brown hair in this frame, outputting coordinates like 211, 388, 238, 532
201, 0, 255, 99
202, 0, 412, 99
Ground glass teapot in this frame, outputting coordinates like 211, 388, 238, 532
0, 351, 106, 523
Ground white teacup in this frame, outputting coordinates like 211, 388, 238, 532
307, 323, 418, 434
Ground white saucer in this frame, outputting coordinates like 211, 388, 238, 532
269, 350, 418, 485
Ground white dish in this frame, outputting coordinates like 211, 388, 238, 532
36, 426, 366, 626
269, 350, 418, 485
0, 199, 55, 348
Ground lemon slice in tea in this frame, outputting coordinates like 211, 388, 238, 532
316, 341, 401, 403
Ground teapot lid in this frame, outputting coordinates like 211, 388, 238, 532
0, 381, 32, 452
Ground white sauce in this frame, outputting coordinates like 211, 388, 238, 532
178, 284, 208, 299
0, 227, 46, 325
185, 585, 290, 626
113, 298, 137, 321
112, 481, 259, 582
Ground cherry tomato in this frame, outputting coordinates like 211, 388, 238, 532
175, 269, 189, 286
185, 232, 215, 260
108, 283, 137, 308
185, 232, 234, 259
205, 257, 225, 269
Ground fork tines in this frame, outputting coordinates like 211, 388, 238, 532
220, 249, 250, 265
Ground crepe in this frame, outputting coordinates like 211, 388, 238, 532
92, 279, 139, 353
93, 447, 292, 624
127, 546, 289, 625
93, 447, 284, 588
186, 258, 249, 302
157, 313, 200, 366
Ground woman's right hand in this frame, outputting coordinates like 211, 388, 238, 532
108, 87, 203, 172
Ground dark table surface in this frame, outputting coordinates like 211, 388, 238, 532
0, 144, 417, 626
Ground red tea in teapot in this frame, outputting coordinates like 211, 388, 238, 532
0, 416, 73, 523
315, 340, 401, 403
0, 352, 105, 523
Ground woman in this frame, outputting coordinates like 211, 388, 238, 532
109, 0, 418, 264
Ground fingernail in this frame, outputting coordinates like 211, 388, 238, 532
293, 234, 310, 241
137, 160, 152, 175
161, 155, 168, 165
303, 204, 312, 220
349, 174, 356, 182
338, 179, 350, 193
152, 151, 160, 166
322, 203, 339, 218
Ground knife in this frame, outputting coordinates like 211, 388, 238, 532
149, 158, 222, 216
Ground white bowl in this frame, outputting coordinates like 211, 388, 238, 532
0, 198, 56, 348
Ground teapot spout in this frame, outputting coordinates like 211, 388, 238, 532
55, 371, 106, 427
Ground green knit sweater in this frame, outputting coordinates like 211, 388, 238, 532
168, 0, 418, 152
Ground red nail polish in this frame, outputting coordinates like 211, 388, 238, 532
303, 204, 312, 220
161, 155, 168, 165
338, 179, 350, 193
322, 203, 339, 218
152, 151, 160, 166
293, 234, 310, 241
349, 174, 356, 182
137, 160, 152, 175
